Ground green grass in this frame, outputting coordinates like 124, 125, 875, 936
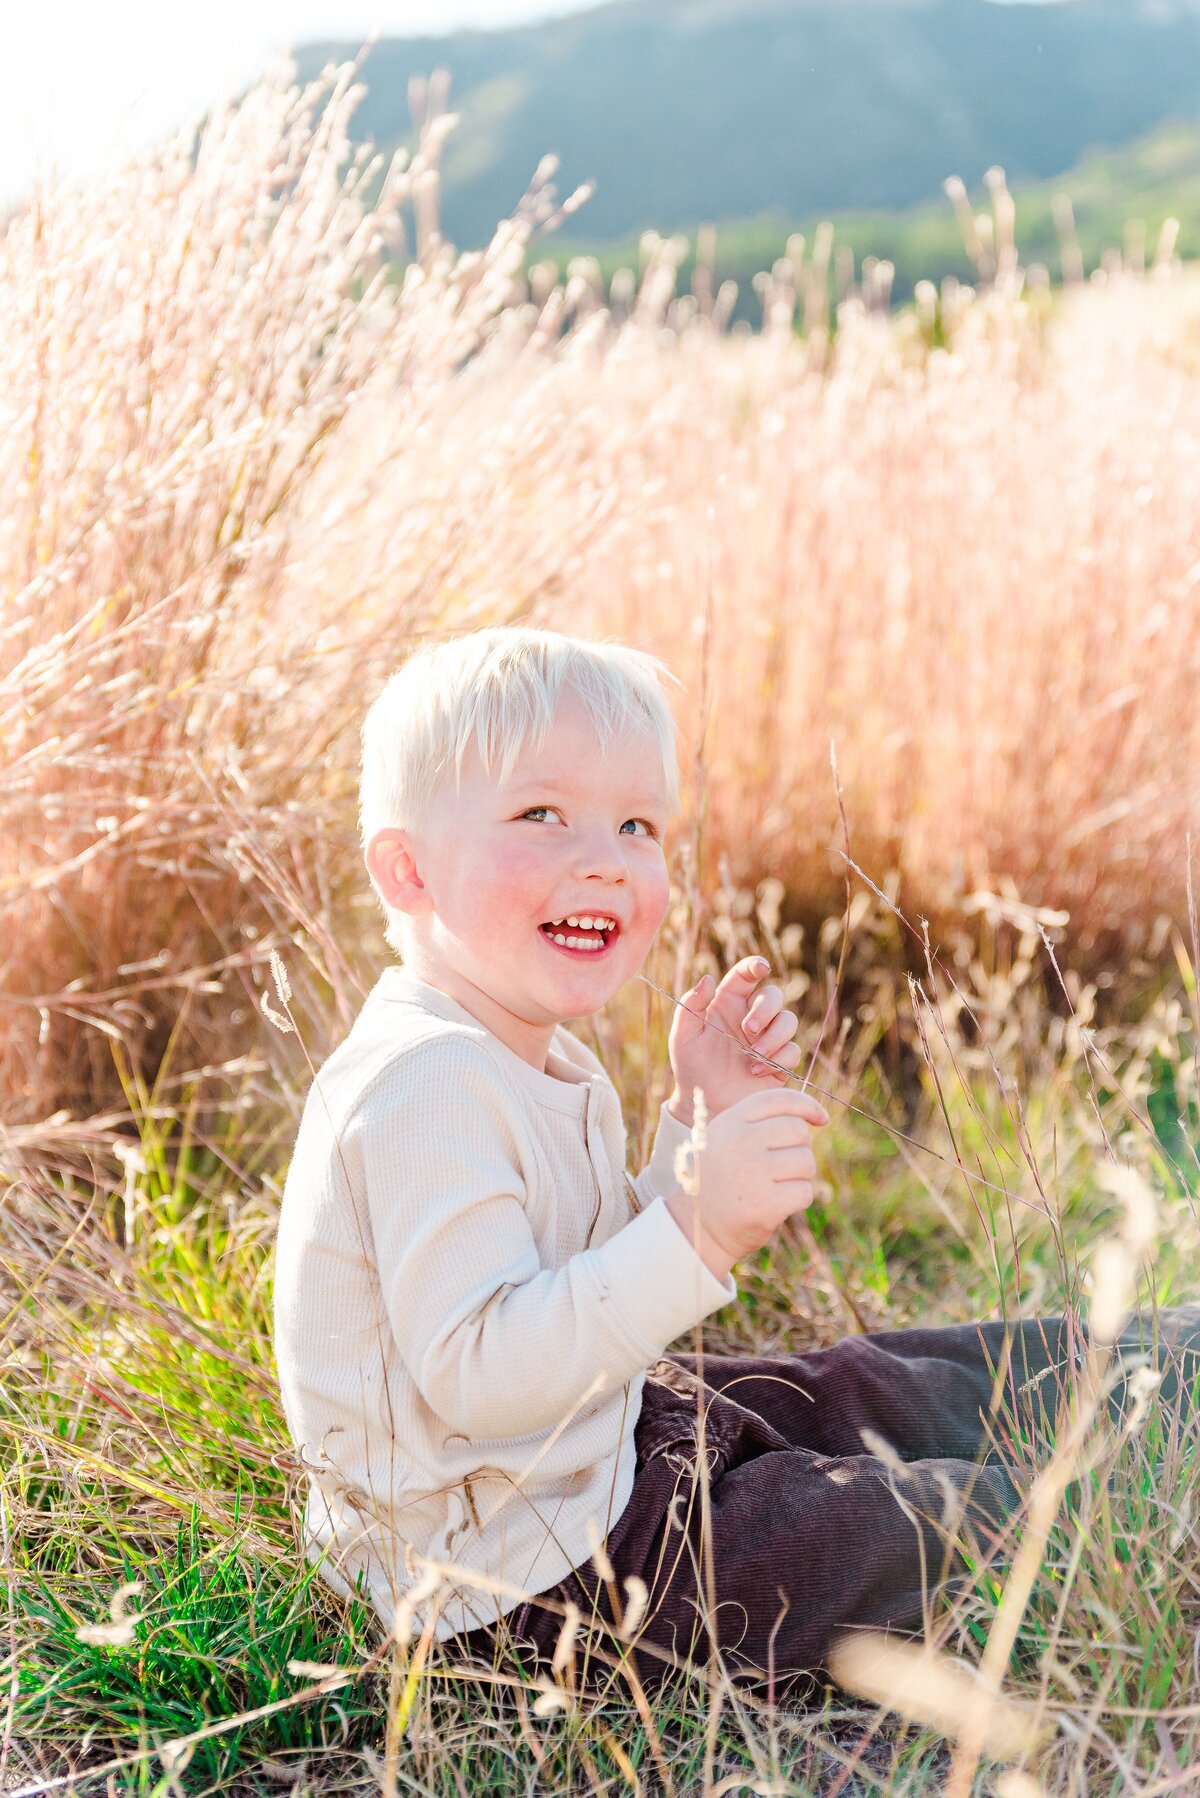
531, 118, 1200, 316
13, 1511, 377, 1791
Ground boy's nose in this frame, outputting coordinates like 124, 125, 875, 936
570, 835, 630, 881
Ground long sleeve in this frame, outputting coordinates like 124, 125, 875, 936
630, 1099, 695, 1209
356, 1038, 735, 1443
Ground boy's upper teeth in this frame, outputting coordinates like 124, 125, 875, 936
548, 914, 616, 930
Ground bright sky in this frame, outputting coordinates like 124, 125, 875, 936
2, 0, 1063, 205
0, 0, 596, 203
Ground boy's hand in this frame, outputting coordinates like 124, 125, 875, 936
665, 1086, 830, 1278
666, 957, 804, 1125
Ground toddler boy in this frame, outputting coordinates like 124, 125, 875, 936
273, 624, 1200, 1696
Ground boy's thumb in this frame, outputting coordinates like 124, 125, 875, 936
685, 973, 714, 1009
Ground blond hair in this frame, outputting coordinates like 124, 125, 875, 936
359, 626, 685, 954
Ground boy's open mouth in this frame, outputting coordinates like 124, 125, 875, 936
539, 914, 620, 957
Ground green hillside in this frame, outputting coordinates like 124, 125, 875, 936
537, 118, 1200, 313
292, 0, 1200, 251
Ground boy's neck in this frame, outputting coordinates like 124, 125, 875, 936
394, 951, 563, 1075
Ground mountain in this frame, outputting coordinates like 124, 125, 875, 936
292, 0, 1200, 251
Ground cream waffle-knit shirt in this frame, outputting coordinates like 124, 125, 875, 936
272, 965, 737, 1643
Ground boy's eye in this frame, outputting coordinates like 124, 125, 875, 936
519, 806, 659, 840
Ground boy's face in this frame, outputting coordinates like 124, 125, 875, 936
366, 689, 674, 1070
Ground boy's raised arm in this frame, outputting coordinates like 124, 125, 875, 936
355, 1038, 735, 1444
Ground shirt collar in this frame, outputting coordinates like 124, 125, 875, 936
376, 964, 599, 1115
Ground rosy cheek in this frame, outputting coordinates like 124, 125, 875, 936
486, 841, 548, 915
635, 860, 670, 933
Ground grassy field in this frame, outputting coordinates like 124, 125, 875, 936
3, 61, 1200, 1797
5, 871, 1200, 1794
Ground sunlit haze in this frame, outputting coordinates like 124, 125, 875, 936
0, 0, 599, 204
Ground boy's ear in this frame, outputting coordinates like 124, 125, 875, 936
365, 829, 433, 915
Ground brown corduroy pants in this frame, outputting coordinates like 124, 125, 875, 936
453, 1305, 1200, 1698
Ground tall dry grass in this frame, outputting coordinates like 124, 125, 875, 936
2, 59, 1199, 1160
0, 56, 602, 1142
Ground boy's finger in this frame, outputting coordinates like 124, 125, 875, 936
742, 1086, 830, 1126
711, 957, 772, 1018
744, 1006, 791, 1050
749, 1039, 803, 1076
715, 956, 770, 994
674, 972, 713, 1028
744, 995, 787, 1038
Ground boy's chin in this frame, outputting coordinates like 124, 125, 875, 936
544, 977, 622, 1018
548, 989, 610, 1014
